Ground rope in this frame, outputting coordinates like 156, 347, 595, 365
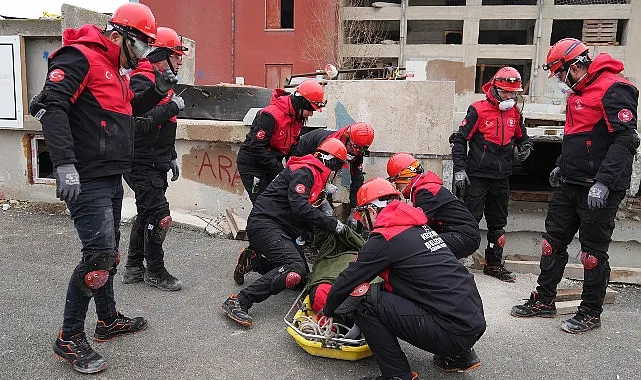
294, 314, 351, 341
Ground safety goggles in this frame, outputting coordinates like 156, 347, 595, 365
352, 207, 369, 222
127, 36, 152, 59
347, 140, 369, 155
494, 77, 520, 84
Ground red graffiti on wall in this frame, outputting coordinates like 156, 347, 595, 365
198, 152, 242, 186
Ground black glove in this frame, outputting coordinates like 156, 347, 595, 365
549, 166, 562, 188
170, 159, 180, 181
454, 170, 471, 190
54, 164, 81, 202
153, 66, 178, 94
29, 89, 48, 120
587, 181, 609, 210
517, 146, 532, 161
134, 116, 153, 134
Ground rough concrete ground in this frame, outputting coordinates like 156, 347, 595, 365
1, 207, 640, 380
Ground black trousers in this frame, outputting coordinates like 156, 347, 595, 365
124, 162, 171, 273
356, 285, 483, 379
464, 176, 510, 265
536, 184, 624, 315
237, 224, 308, 309
63, 175, 122, 335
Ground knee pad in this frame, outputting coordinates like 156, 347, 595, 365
270, 264, 306, 294
542, 239, 553, 256
159, 215, 172, 230
539, 236, 568, 271
83, 250, 116, 290
581, 251, 598, 270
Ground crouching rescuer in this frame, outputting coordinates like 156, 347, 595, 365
322, 178, 486, 380
222, 138, 349, 327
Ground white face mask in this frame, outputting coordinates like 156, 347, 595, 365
557, 79, 573, 95
498, 99, 516, 111
346, 154, 355, 162
325, 183, 338, 194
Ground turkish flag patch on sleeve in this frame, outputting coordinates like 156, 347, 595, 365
256, 130, 266, 139
295, 184, 306, 194
49, 69, 65, 82
618, 109, 633, 123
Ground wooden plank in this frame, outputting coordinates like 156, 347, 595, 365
472, 251, 486, 270
504, 260, 641, 285
225, 207, 247, 240
554, 288, 616, 304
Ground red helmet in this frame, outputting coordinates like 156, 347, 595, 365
492, 67, 523, 92
295, 80, 326, 111
544, 38, 589, 78
317, 137, 347, 162
347, 122, 374, 149
109, 3, 157, 42
387, 152, 423, 184
152, 27, 188, 55
356, 177, 401, 208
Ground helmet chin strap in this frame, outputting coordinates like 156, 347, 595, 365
120, 32, 138, 69
165, 57, 177, 75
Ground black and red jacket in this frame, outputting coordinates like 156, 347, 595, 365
237, 89, 303, 177
324, 201, 486, 336
247, 154, 338, 238
290, 127, 365, 206
34, 25, 163, 179
404, 171, 480, 254
450, 82, 532, 179
129, 59, 179, 164
558, 53, 639, 190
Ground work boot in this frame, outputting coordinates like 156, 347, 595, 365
483, 263, 516, 282
433, 348, 481, 372
233, 247, 259, 285
144, 268, 183, 291
221, 294, 252, 327
360, 371, 419, 380
122, 266, 145, 284
93, 311, 148, 342
560, 306, 601, 334
511, 292, 557, 318
53, 331, 107, 374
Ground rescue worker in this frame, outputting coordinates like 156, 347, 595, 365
232, 79, 325, 285
511, 38, 639, 334
122, 27, 188, 291
222, 138, 349, 327
236, 79, 325, 204
386, 152, 480, 259
449, 66, 533, 282
322, 178, 486, 380
290, 121, 375, 208
28, 3, 177, 374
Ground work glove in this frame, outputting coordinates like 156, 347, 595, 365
153, 66, 178, 95
170, 94, 185, 111
319, 200, 334, 217
344, 324, 362, 340
587, 181, 609, 210
335, 220, 348, 235
170, 159, 180, 181
549, 166, 562, 188
517, 145, 532, 161
54, 164, 81, 202
134, 116, 153, 134
454, 170, 471, 191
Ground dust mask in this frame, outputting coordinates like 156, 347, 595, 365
498, 99, 515, 111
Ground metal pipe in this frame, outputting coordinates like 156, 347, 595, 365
399, 0, 407, 67
532, 0, 544, 101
